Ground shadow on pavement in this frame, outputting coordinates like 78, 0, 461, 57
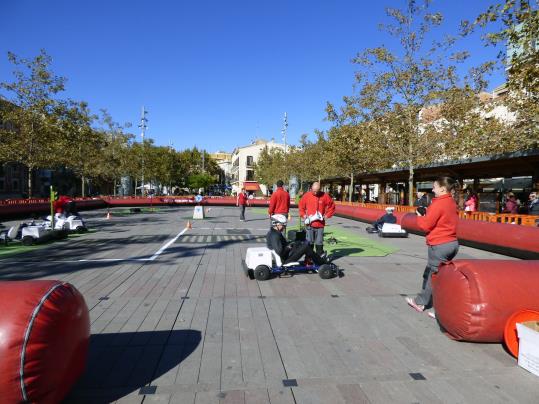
65, 329, 202, 403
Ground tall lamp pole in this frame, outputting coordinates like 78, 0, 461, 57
139, 106, 148, 196
281, 112, 288, 154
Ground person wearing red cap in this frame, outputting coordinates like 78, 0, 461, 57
298, 181, 335, 257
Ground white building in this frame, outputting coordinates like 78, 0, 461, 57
210, 151, 232, 185
230, 139, 285, 195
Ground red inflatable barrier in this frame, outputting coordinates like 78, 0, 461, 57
400, 212, 539, 255
432, 260, 539, 342
0, 280, 90, 403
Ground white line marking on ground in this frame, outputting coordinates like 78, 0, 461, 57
0, 227, 191, 264
147, 227, 188, 261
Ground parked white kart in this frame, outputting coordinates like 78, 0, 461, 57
45, 214, 87, 233
1, 222, 66, 246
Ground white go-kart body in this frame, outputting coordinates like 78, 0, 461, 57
46, 214, 87, 232
243, 246, 338, 281
379, 223, 408, 238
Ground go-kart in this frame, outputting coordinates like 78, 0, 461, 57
45, 214, 87, 233
1, 222, 68, 246
243, 246, 340, 281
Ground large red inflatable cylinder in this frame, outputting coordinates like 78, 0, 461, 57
432, 260, 539, 342
0, 280, 90, 403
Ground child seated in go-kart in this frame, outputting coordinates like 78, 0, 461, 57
266, 214, 327, 266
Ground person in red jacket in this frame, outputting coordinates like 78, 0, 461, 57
299, 181, 336, 256
406, 176, 459, 319
236, 188, 249, 221
268, 180, 290, 226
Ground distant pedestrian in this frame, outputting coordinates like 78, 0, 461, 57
237, 188, 249, 221
268, 180, 290, 229
406, 177, 459, 319
528, 192, 539, 215
464, 189, 478, 212
503, 192, 518, 214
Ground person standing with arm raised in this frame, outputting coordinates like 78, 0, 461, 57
406, 177, 459, 319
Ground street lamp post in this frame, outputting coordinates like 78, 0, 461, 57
138, 106, 148, 196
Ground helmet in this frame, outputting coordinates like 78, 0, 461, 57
271, 214, 288, 226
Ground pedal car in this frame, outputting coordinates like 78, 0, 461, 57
1, 222, 68, 246
243, 246, 340, 281
45, 214, 87, 233
378, 223, 408, 238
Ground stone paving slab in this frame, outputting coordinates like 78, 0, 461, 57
0, 206, 535, 404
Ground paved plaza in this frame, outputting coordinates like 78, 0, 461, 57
1, 206, 537, 404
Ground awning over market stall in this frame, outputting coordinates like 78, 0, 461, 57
243, 182, 261, 192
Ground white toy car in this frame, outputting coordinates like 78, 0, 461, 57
45, 214, 87, 233
378, 223, 408, 238
243, 246, 339, 281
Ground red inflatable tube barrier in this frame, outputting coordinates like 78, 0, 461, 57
0, 280, 90, 403
432, 260, 539, 342
334, 206, 539, 258
400, 212, 539, 257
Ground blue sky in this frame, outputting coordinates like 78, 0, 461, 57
0, 0, 504, 152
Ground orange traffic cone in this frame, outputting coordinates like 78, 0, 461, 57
106, 210, 111, 220
186, 220, 192, 229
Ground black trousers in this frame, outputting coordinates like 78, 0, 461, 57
283, 242, 325, 266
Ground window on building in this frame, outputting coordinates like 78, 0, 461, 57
0, 164, 4, 177
246, 170, 254, 181
0, 179, 4, 191
246, 156, 254, 166
12, 179, 19, 191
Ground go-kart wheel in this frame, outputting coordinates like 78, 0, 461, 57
254, 265, 271, 281
318, 264, 335, 279
76, 226, 86, 234
22, 236, 34, 246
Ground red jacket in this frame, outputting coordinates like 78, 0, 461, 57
299, 191, 335, 228
417, 193, 458, 246
268, 187, 290, 215
237, 192, 248, 206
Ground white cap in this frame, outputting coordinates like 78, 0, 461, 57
385, 207, 395, 212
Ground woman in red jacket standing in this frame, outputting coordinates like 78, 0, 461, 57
406, 177, 459, 318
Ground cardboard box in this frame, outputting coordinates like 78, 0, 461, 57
516, 321, 539, 377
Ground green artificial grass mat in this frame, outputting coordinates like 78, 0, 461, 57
322, 226, 397, 257
253, 207, 397, 256
283, 223, 398, 258
0, 229, 96, 259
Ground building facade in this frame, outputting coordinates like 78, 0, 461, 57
230, 139, 285, 195
210, 151, 232, 185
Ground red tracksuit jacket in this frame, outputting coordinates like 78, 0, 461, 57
268, 187, 290, 215
237, 192, 248, 206
299, 191, 336, 228
417, 193, 458, 246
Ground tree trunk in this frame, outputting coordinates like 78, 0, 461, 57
408, 164, 414, 207
27, 167, 33, 198
349, 173, 354, 202
113, 177, 117, 197
82, 176, 86, 197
